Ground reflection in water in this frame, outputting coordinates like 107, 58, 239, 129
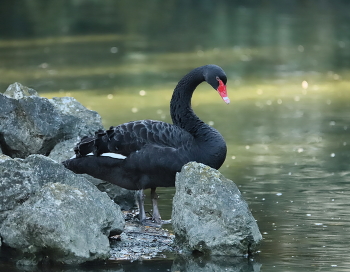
172, 255, 261, 272
1, 1, 350, 271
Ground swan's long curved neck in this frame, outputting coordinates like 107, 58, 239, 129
170, 67, 209, 138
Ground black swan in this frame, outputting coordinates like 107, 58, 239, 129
63, 64, 229, 224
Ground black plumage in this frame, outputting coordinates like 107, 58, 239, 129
63, 64, 229, 224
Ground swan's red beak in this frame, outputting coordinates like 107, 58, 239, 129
217, 79, 230, 104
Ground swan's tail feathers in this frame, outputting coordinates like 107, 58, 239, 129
74, 129, 111, 157
74, 136, 95, 157
94, 129, 110, 156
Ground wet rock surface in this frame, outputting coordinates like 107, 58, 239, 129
0, 82, 102, 158
110, 217, 176, 261
172, 162, 262, 256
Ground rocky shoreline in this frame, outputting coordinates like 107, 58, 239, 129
0, 83, 262, 267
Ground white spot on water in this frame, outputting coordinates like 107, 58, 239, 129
110, 47, 118, 53
131, 107, 138, 113
302, 80, 308, 89
276, 193, 282, 196
330, 153, 335, 157
139, 90, 146, 96
197, 50, 204, 57
107, 94, 113, 99
306, 214, 311, 217
39, 63, 48, 69
297, 148, 304, 153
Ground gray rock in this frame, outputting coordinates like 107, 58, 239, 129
83, 174, 136, 211
0, 154, 11, 160
0, 155, 124, 226
171, 255, 261, 272
172, 162, 262, 256
49, 96, 102, 139
48, 138, 79, 162
0, 155, 125, 265
3, 82, 38, 99
0, 82, 102, 158
0, 181, 124, 265
0, 156, 40, 223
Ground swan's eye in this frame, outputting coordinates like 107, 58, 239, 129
216, 76, 220, 81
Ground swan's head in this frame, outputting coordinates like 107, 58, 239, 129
204, 65, 230, 104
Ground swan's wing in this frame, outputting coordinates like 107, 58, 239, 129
74, 120, 194, 158
106, 120, 194, 156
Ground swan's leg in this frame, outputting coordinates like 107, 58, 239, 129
136, 189, 146, 222
151, 187, 161, 224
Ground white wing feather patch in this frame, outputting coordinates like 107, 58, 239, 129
70, 152, 126, 160
100, 153, 126, 159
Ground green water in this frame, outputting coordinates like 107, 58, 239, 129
1, 1, 350, 271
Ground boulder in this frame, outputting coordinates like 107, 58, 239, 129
0, 182, 123, 266
0, 82, 102, 158
0, 155, 125, 265
172, 162, 262, 256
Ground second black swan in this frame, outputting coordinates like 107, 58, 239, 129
63, 64, 229, 224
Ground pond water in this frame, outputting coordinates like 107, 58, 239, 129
1, 1, 350, 271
